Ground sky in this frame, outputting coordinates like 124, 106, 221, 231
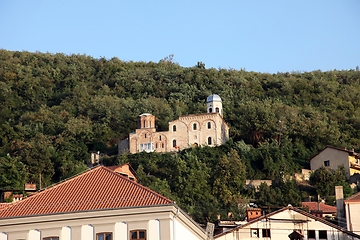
1, 1, 359, 73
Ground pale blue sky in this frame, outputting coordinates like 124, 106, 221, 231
1, 1, 359, 73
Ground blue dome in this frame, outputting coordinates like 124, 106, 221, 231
206, 94, 222, 103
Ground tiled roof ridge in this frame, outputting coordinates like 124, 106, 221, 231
0, 166, 99, 209
344, 191, 360, 201
178, 112, 220, 118
101, 166, 173, 204
308, 145, 355, 162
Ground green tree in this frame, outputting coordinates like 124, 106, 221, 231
0, 154, 27, 190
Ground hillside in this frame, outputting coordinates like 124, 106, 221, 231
0, 50, 359, 222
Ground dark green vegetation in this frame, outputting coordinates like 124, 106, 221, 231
0, 50, 359, 222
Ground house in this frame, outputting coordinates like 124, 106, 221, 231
309, 146, 360, 179
106, 163, 137, 181
118, 94, 229, 154
0, 165, 207, 240
214, 205, 360, 240
344, 191, 360, 233
301, 201, 337, 219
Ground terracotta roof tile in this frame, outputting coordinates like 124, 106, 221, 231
301, 202, 337, 213
0, 203, 12, 210
344, 191, 360, 203
0, 166, 173, 218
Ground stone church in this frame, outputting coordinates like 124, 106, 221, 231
118, 94, 229, 154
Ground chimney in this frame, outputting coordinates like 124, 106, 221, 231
246, 208, 262, 221
335, 186, 345, 228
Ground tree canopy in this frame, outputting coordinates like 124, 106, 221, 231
0, 50, 359, 222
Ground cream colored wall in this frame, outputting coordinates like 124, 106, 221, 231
310, 148, 351, 177
346, 203, 360, 233
174, 217, 202, 240
0, 206, 207, 240
128, 112, 229, 154
216, 209, 352, 240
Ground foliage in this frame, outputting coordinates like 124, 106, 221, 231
1, 50, 360, 221
309, 166, 352, 199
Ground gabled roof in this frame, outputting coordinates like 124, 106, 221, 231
0, 166, 173, 219
214, 206, 360, 239
344, 191, 360, 203
301, 202, 337, 213
309, 145, 359, 162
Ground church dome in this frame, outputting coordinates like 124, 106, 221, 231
206, 94, 222, 103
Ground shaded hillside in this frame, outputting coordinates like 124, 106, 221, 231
0, 50, 359, 221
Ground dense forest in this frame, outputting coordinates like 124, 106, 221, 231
0, 50, 359, 223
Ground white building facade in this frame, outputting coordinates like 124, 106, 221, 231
215, 206, 360, 240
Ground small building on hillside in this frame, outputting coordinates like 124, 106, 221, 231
0, 165, 207, 240
214, 205, 360, 240
309, 146, 360, 179
118, 94, 229, 154
106, 163, 137, 181
301, 201, 337, 219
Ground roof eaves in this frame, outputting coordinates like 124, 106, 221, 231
215, 206, 360, 239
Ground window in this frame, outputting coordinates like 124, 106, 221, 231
162, 143, 164, 148
308, 230, 316, 239
208, 137, 212, 145
139, 143, 154, 152
207, 122, 211, 129
173, 125, 176, 132
130, 230, 146, 240
251, 228, 259, 238
262, 229, 271, 238
173, 140, 177, 147
216, 107, 219, 113
155, 143, 158, 148
43, 238, 59, 240
193, 123, 197, 130
209, 107, 212, 113
319, 230, 327, 239
144, 134, 146, 138
324, 160, 330, 167
96, 232, 112, 240
159, 135, 162, 140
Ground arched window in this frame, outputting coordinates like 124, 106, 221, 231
155, 143, 158, 148
209, 108, 212, 113
159, 135, 162, 140
208, 137, 212, 145
215, 107, 219, 113
130, 230, 146, 240
173, 140, 177, 147
144, 134, 146, 139
173, 125, 176, 132
96, 232, 112, 240
207, 122, 211, 129
143, 120, 146, 128
193, 123, 197, 130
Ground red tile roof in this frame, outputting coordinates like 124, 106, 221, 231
301, 202, 337, 213
0, 203, 12, 210
344, 191, 360, 203
0, 166, 173, 218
